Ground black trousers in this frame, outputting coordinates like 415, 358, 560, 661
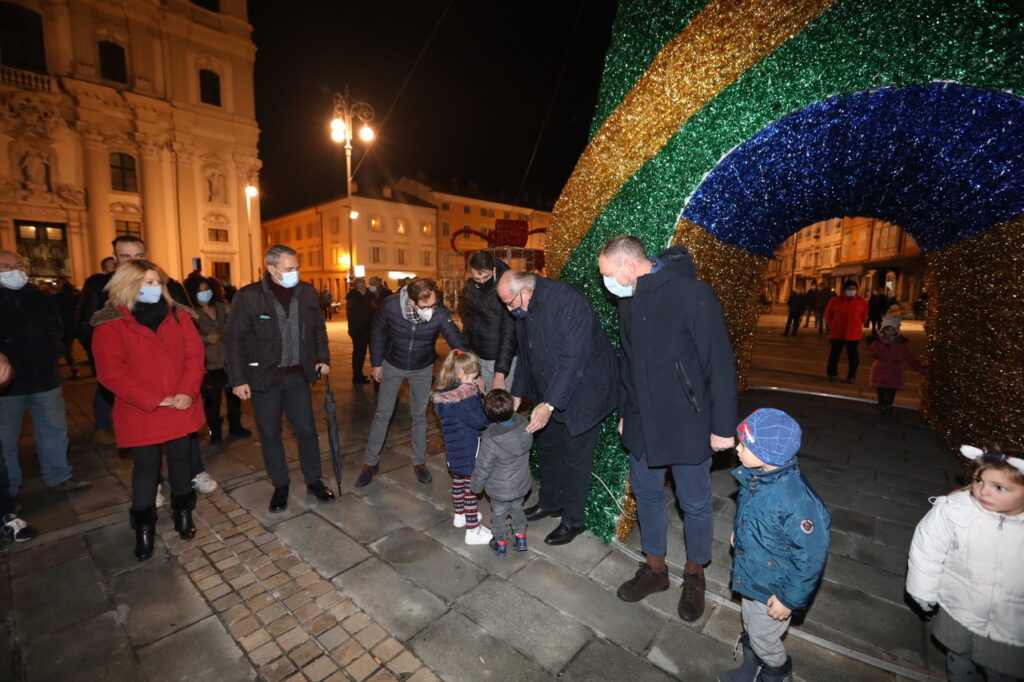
350, 333, 369, 377
201, 368, 242, 431
827, 340, 860, 379
250, 372, 321, 488
535, 418, 601, 528
876, 388, 897, 408
0, 437, 12, 515
132, 436, 191, 510
783, 312, 802, 335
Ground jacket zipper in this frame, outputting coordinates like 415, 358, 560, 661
675, 360, 700, 413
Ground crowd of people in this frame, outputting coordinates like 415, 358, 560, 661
1, 235, 1020, 682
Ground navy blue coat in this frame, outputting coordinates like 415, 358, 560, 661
0, 284, 62, 395
731, 460, 830, 610
509, 276, 618, 436
432, 382, 489, 476
370, 289, 468, 371
618, 246, 737, 466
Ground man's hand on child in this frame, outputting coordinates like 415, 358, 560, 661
766, 595, 792, 621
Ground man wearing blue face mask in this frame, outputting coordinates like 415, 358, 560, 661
597, 235, 736, 622
224, 244, 334, 512
496, 268, 618, 546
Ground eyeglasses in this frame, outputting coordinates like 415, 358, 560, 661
0, 263, 27, 272
500, 291, 522, 308
416, 301, 439, 310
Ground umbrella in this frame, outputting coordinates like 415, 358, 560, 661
321, 372, 343, 496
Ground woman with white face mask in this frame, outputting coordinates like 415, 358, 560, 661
92, 260, 206, 561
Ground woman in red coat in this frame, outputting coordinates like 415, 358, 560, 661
869, 317, 926, 415
92, 260, 206, 560
824, 279, 869, 383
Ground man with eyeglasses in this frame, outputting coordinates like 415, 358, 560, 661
355, 277, 468, 487
0, 250, 90, 505
495, 269, 618, 546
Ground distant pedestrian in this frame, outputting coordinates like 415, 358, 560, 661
91, 260, 205, 560
366, 276, 387, 320
801, 281, 815, 327
471, 388, 533, 558
811, 282, 834, 334
101, 257, 116, 274
0, 353, 39, 544
913, 292, 928, 321
783, 287, 806, 336
824, 280, 868, 382
345, 278, 373, 384
868, 317, 926, 415
906, 446, 1024, 682
0, 250, 89, 502
719, 409, 830, 682
867, 287, 896, 335
431, 349, 491, 545
319, 287, 334, 320
53, 277, 81, 378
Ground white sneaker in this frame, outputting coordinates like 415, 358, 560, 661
453, 513, 466, 528
464, 525, 492, 545
155, 484, 166, 507
192, 472, 218, 494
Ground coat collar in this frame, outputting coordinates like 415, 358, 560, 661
90, 299, 196, 328
732, 459, 801, 489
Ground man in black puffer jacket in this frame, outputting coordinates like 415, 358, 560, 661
355, 278, 469, 487
458, 251, 516, 391
496, 269, 618, 546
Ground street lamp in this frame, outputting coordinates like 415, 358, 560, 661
329, 89, 374, 288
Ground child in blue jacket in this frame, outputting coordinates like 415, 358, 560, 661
431, 349, 491, 545
721, 408, 830, 682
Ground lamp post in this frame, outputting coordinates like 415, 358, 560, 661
245, 183, 259, 282
329, 89, 374, 289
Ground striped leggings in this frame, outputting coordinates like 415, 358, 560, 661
451, 476, 479, 529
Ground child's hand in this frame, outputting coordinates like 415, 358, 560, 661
730, 532, 734, 547
765, 595, 792, 621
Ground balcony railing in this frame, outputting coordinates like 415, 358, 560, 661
0, 66, 54, 92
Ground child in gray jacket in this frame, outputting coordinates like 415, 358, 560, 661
470, 389, 533, 557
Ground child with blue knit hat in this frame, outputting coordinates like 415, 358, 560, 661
719, 408, 830, 682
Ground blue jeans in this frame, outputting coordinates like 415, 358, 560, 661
0, 437, 13, 515
0, 387, 73, 496
629, 450, 713, 564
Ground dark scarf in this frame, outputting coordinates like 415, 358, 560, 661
133, 298, 169, 332
265, 272, 294, 316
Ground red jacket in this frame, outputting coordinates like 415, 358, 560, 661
824, 295, 868, 341
869, 338, 926, 390
92, 301, 206, 448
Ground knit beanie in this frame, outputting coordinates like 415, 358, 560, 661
881, 314, 901, 331
736, 408, 802, 467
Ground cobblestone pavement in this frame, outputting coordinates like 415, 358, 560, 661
1, 316, 957, 681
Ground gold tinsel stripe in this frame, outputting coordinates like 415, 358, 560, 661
546, 0, 837, 278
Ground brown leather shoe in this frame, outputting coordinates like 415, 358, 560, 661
678, 570, 707, 621
616, 562, 670, 602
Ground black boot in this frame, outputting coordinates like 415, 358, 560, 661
227, 418, 252, 438
718, 632, 761, 681
129, 507, 158, 561
171, 491, 197, 540
209, 419, 223, 444
756, 656, 792, 682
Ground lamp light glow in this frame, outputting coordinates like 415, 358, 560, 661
245, 185, 258, 198
359, 125, 375, 142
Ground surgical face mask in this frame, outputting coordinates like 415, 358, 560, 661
138, 285, 163, 303
602, 273, 633, 298
196, 290, 213, 304
275, 268, 299, 288
845, 289, 857, 297
368, 285, 378, 293
0, 269, 29, 290
417, 306, 434, 321
508, 307, 529, 319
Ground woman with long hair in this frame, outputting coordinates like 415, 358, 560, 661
92, 260, 206, 560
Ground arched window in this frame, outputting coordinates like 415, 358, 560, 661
98, 41, 127, 83
0, 3, 46, 73
110, 153, 137, 193
199, 69, 221, 106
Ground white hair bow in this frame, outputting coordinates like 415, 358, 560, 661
961, 445, 1024, 474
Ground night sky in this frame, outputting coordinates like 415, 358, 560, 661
249, 0, 618, 219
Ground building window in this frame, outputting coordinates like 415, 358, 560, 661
190, 0, 220, 11
396, 248, 407, 265
518, 214, 528, 221
109, 153, 138, 192
422, 251, 432, 266
0, 3, 46, 73
395, 218, 407, 235
282, 228, 290, 242
462, 206, 470, 215
115, 220, 142, 237
421, 222, 432, 237
442, 221, 450, 237
331, 217, 340, 234
98, 41, 127, 83
370, 247, 382, 263
199, 69, 221, 106
208, 228, 229, 242
462, 224, 471, 240
503, 211, 511, 219
369, 216, 382, 233
479, 225, 490, 235
213, 261, 230, 281
440, 202, 450, 212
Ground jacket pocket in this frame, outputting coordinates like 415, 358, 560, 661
674, 360, 701, 413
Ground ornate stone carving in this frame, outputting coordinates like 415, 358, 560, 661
110, 201, 143, 217
203, 167, 228, 204
203, 212, 231, 227
1, 92, 60, 137
56, 184, 86, 207
134, 133, 167, 158
19, 149, 51, 192
172, 142, 197, 165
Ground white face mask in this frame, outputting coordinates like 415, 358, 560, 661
196, 290, 213, 304
138, 285, 163, 303
417, 306, 434, 322
275, 268, 299, 288
602, 262, 634, 298
0, 269, 29, 290
845, 289, 857, 297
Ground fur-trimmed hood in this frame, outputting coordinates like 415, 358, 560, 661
90, 299, 197, 327
431, 381, 482, 404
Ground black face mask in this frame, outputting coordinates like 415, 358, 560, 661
473, 278, 495, 292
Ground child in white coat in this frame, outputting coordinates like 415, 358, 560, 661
906, 445, 1024, 682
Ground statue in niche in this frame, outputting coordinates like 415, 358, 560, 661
20, 150, 51, 192
205, 169, 227, 204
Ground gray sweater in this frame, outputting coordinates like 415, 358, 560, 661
470, 414, 533, 501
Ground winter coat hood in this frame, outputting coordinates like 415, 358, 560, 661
482, 413, 533, 459
470, 413, 533, 501
635, 246, 697, 296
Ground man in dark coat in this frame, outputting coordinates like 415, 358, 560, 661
811, 281, 834, 334
345, 278, 373, 384
598, 236, 736, 622
496, 269, 619, 546
355, 278, 469, 488
224, 244, 334, 513
783, 286, 806, 336
458, 251, 517, 391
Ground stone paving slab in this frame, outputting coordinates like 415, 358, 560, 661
21, 610, 139, 682
423, 518, 537, 580
12, 551, 110, 639
313, 490, 409, 544
273, 510, 370, 579
136, 615, 255, 681
562, 638, 677, 681
109, 556, 212, 646
646, 619, 736, 680
370, 527, 488, 602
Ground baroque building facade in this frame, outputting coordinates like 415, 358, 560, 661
0, 0, 260, 286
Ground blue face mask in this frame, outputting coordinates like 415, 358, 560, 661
368, 285, 378, 293
138, 285, 163, 304
508, 307, 529, 319
274, 268, 299, 288
602, 274, 633, 298
196, 290, 213, 304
